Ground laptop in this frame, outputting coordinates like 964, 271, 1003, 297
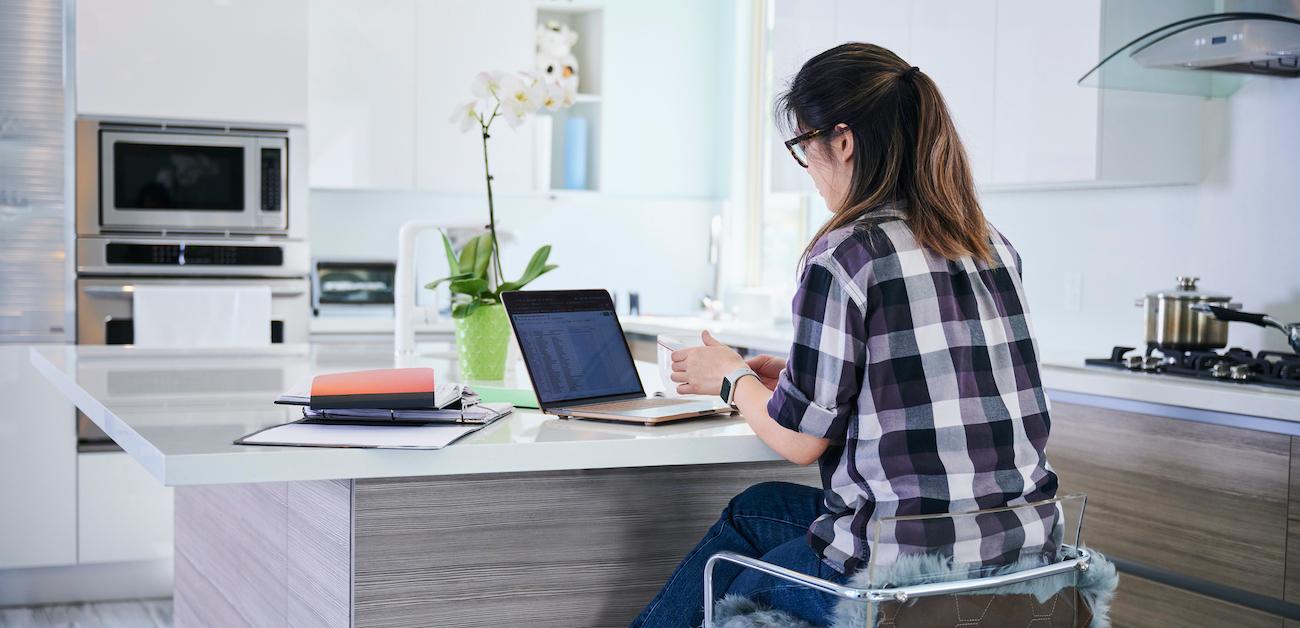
501, 289, 733, 425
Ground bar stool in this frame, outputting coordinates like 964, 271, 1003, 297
703, 494, 1116, 627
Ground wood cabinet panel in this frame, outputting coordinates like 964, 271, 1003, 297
1111, 574, 1282, 628
352, 462, 820, 627
1049, 401, 1290, 597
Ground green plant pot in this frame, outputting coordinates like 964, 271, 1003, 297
453, 303, 511, 381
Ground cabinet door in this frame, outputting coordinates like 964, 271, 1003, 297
768, 0, 839, 195
908, 0, 996, 186
308, 0, 418, 189
833, 0, 912, 60
991, 0, 1101, 185
76, 0, 308, 124
78, 452, 174, 564
0, 348, 76, 569
414, 0, 536, 194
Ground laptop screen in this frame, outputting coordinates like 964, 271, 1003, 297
503, 291, 644, 405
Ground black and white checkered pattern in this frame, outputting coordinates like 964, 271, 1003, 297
767, 205, 1058, 575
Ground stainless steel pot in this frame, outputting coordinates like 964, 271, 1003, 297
1136, 277, 1239, 351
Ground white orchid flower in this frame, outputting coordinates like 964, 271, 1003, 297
471, 71, 506, 99
449, 100, 481, 133
499, 74, 542, 116
501, 103, 529, 128
560, 83, 577, 108
539, 80, 567, 110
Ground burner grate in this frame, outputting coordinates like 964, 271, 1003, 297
1085, 346, 1300, 391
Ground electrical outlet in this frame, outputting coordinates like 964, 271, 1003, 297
1063, 272, 1083, 313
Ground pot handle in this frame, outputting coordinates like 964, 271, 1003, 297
1193, 303, 1269, 327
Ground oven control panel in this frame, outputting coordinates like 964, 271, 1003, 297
105, 242, 284, 267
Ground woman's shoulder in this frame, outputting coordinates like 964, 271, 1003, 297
807, 207, 910, 275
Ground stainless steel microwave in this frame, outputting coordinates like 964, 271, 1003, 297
77, 118, 303, 236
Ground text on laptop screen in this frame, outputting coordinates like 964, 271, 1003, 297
509, 294, 642, 404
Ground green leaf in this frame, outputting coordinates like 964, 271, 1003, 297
470, 233, 494, 278
498, 264, 557, 293
451, 300, 482, 319
424, 272, 474, 291
439, 231, 461, 275
520, 245, 551, 283
458, 236, 482, 278
449, 278, 489, 297
457, 233, 494, 280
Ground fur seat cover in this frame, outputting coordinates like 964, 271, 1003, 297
711, 549, 1117, 628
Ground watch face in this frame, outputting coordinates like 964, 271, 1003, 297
720, 379, 732, 402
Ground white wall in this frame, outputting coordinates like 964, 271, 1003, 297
309, 190, 718, 315
981, 76, 1300, 364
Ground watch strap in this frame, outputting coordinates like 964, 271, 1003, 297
723, 366, 758, 406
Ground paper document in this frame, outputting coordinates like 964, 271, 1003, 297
236, 420, 485, 450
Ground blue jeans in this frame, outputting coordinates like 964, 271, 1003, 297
630, 481, 848, 628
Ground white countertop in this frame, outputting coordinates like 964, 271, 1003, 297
1040, 363, 1300, 422
622, 315, 1300, 421
29, 343, 781, 487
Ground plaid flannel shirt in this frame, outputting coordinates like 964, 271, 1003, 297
767, 205, 1059, 575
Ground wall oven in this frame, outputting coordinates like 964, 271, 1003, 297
74, 276, 310, 449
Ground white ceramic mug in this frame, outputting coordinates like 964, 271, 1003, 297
656, 334, 702, 397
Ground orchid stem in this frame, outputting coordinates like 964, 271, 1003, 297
480, 104, 505, 286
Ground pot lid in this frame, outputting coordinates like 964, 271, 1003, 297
1146, 276, 1232, 300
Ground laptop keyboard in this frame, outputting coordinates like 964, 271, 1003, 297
579, 398, 697, 412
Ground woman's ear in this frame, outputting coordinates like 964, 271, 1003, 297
834, 123, 854, 164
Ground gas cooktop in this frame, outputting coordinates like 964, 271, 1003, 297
1085, 346, 1300, 391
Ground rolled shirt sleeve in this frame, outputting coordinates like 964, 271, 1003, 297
767, 260, 867, 442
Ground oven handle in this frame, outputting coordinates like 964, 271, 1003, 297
82, 286, 306, 298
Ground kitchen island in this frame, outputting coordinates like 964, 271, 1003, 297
29, 343, 817, 627
30, 336, 1300, 627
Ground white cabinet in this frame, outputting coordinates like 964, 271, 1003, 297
76, 0, 308, 124
0, 347, 76, 570
991, 0, 1101, 185
768, 0, 1203, 192
988, 0, 1202, 188
908, 0, 998, 186
77, 452, 173, 564
308, 0, 418, 189
413, 0, 537, 195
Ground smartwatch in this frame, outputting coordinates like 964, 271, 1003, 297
720, 367, 759, 407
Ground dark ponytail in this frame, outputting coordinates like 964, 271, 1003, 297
777, 43, 991, 266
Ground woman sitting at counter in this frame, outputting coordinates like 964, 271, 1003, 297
631, 43, 1059, 627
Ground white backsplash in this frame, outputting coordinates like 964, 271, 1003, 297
982, 76, 1300, 364
309, 190, 719, 316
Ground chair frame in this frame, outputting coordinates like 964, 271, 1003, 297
702, 546, 1093, 627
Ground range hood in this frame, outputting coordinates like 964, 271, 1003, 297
1080, 9, 1300, 97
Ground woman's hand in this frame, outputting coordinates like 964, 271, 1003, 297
745, 354, 786, 391
670, 331, 747, 396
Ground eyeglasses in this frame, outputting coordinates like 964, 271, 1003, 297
783, 126, 838, 168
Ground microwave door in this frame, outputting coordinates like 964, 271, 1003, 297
99, 131, 258, 233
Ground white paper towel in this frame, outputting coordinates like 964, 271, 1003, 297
133, 285, 272, 348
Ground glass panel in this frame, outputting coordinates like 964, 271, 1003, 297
858, 494, 1089, 626
113, 142, 245, 210
1076, 13, 1300, 97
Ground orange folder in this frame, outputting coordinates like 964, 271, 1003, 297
309, 368, 437, 410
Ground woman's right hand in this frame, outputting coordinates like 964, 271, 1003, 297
745, 354, 786, 391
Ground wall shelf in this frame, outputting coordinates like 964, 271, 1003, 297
535, 3, 602, 193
